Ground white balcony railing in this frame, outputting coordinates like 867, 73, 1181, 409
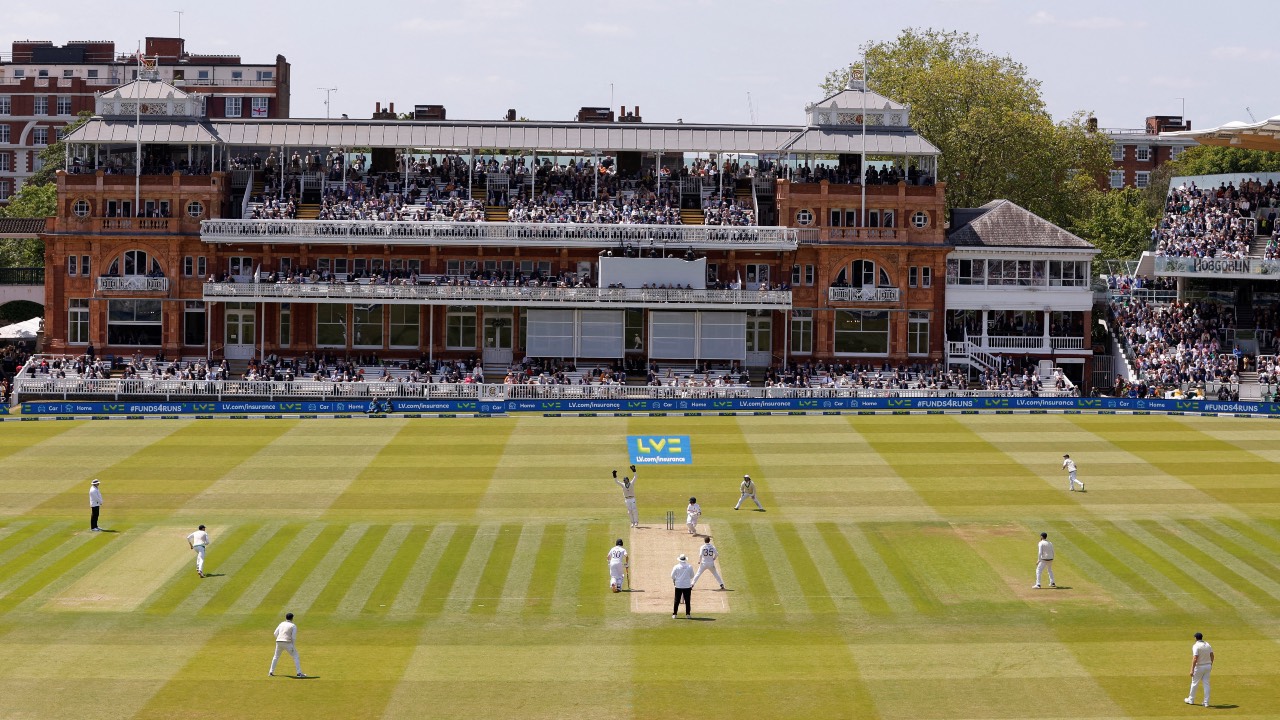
203, 282, 792, 308
950, 336, 1087, 353
827, 286, 900, 303
200, 219, 799, 250
97, 276, 170, 292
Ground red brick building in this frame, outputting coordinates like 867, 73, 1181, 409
0, 37, 289, 203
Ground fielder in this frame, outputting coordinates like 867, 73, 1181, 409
1185, 632, 1214, 707
268, 612, 305, 678
1033, 531, 1056, 588
186, 524, 210, 578
735, 474, 764, 511
692, 536, 725, 590
686, 497, 702, 535
608, 538, 629, 593
613, 465, 639, 527
1062, 454, 1084, 491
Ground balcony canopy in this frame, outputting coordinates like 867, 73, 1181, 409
1165, 115, 1280, 152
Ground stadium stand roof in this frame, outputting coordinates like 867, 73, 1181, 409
1165, 115, 1280, 152
948, 200, 1096, 251
0, 218, 48, 237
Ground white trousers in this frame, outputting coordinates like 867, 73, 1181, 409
1036, 559, 1054, 585
610, 562, 626, 588
1188, 665, 1211, 705
623, 497, 638, 525
1068, 471, 1083, 490
736, 492, 763, 510
193, 545, 205, 574
270, 641, 302, 675
687, 515, 699, 534
693, 562, 723, 587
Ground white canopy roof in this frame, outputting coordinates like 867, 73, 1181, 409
1165, 114, 1280, 152
0, 317, 41, 340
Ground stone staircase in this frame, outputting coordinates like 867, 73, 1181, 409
295, 203, 320, 219
484, 205, 507, 222
1239, 370, 1262, 400
679, 208, 704, 225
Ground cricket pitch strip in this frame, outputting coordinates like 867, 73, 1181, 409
627, 523, 730, 614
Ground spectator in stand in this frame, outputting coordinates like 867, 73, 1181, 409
1109, 297, 1239, 398
1154, 180, 1279, 259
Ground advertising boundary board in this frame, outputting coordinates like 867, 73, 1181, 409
16, 396, 1280, 418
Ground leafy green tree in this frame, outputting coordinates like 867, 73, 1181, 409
821, 28, 1113, 226
1167, 145, 1280, 177
1069, 187, 1159, 260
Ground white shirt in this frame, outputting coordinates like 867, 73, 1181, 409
1062, 458, 1077, 474
89, 487, 103, 507
273, 621, 297, 643
1038, 539, 1055, 561
687, 502, 701, 518
615, 474, 637, 499
1192, 640, 1213, 667
608, 547, 628, 566
740, 480, 755, 495
671, 561, 695, 588
188, 530, 210, 548
698, 542, 718, 565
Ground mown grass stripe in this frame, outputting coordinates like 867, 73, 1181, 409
718, 521, 781, 615
388, 524, 455, 619
166, 522, 281, 617
0, 520, 68, 570
1037, 519, 1158, 613
1216, 517, 1280, 557
1067, 519, 1202, 614
861, 523, 943, 614
522, 523, 565, 616
0, 528, 125, 613
365, 524, 430, 616
574, 523, 610, 619
816, 522, 891, 615
442, 524, 500, 613
791, 523, 860, 615
1140, 519, 1277, 611
836, 524, 922, 615
469, 524, 522, 615
417, 524, 479, 616
1176, 519, 1280, 598
226, 520, 335, 609
144, 522, 259, 614
248, 523, 346, 614
0, 523, 87, 588
549, 525, 586, 615
197, 523, 309, 617
336, 523, 411, 617
0, 520, 39, 556
1093, 519, 1224, 614
284, 524, 375, 615
494, 523, 541, 615
1117, 519, 1260, 614
769, 522, 837, 614
306, 525, 389, 615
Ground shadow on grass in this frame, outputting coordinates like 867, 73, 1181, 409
685, 617, 716, 622
201, 573, 226, 578
1207, 704, 1237, 709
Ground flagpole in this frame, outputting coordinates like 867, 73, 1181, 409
860, 58, 867, 230
135, 44, 142, 217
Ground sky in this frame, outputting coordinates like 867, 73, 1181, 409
4, 0, 1274, 131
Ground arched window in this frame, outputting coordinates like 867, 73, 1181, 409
834, 259, 891, 288
106, 250, 163, 277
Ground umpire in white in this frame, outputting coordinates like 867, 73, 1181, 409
671, 554, 694, 618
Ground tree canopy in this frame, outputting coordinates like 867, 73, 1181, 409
821, 28, 1113, 227
1167, 145, 1280, 177
1069, 187, 1159, 261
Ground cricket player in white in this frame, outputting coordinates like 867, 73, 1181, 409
1034, 531, 1056, 588
1062, 454, 1084, 491
269, 612, 305, 677
186, 524, 210, 578
735, 474, 764, 511
1185, 632, 1214, 707
608, 539, 628, 592
692, 536, 725, 590
686, 497, 701, 535
614, 465, 639, 527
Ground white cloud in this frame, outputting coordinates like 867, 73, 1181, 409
1211, 46, 1278, 62
1028, 10, 1140, 30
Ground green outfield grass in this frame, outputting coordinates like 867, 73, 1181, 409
1, 414, 1278, 719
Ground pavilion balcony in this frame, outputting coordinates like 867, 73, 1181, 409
97, 276, 170, 293
202, 281, 792, 310
827, 286, 901, 303
199, 219, 799, 251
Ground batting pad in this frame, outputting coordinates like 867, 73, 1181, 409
627, 523, 730, 614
